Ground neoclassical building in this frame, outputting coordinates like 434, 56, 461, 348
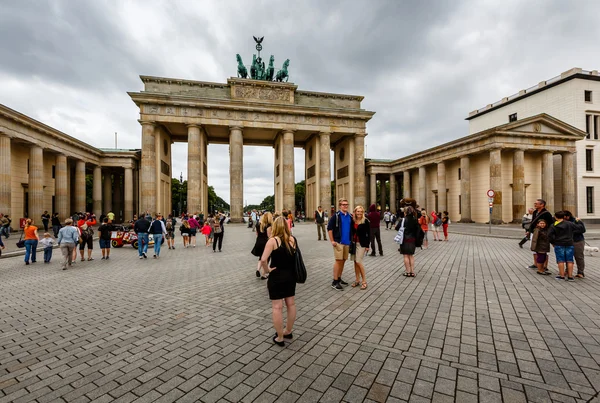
0, 104, 140, 228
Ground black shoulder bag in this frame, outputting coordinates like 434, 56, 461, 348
293, 237, 307, 284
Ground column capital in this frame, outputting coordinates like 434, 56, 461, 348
319, 131, 331, 136
229, 125, 243, 131
139, 120, 156, 127
186, 123, 201, 129
281, 129, 296, 135
354, 132, 366, 138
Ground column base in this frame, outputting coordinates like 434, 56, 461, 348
510, 219, 523, 224
229, 218, 245, 224
489, 219, 504, 225
458, 219, 475, 223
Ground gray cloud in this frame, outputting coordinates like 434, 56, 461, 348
1, 0, 599, 204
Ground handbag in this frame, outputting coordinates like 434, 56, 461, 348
349, 241, 356, 255
293, 237, 307, 284
16, 231, 25, 248
394, 218, 405, 244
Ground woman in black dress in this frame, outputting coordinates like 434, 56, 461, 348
252, 212, 273, 279
399, 206, 419, 277
260, 216, 297, 347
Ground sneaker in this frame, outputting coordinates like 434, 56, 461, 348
101, 257, 105, 260
567, 277, 575, 282
339, 279, 348, 286
139, 256, 143, 259
528, 265, 536, 269
106, 256, 109, 260
153, 255, 157, 259
332, 282, 343, 291
172, 246, 175, 249
555, 276, 565, 280
143, 253, 147, 259
256, 270, 261, 278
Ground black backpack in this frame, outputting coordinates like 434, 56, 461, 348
415, 227, 425, 248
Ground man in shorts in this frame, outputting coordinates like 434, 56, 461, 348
328, 198, 352, 291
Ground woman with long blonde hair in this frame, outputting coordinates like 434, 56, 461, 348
260, 216, 297, 346
252, 212, 273, 279
350, 206, 370, 290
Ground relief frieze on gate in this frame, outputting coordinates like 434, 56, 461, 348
141, 104, 365, 129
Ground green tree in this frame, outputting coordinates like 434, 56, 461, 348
295, 180, 305, 212
208, 185, 229, 213
171, 178, 187, 215
260, 195, 275, 211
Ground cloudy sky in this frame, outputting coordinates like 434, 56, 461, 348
1, 0, 599, 204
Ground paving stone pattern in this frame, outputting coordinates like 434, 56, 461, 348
1, 223, 600, 402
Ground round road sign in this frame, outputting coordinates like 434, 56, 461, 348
487, 189, 495, 198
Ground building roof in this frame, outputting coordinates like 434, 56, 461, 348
466, 68, 600, 120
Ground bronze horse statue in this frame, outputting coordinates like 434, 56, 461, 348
236, 54, 248, 79
275, 59, 290, 82
250, 54, 258, 80
266, 55, 275, 81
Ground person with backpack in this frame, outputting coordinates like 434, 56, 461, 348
212, 213, 224, 252
165, 214, 176, 250
327, 198, 352, 290
98, 217, 113, 260
78, 223, 94, 261
398, 206, 419, 277
350, 206, 370, 290
431, 211, 442, 241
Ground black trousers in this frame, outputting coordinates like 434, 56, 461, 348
213, 232, 223, 251
370, 227, 383, 254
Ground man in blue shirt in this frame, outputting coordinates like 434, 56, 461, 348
327, 198, 352, 290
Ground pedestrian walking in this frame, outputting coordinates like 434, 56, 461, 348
526, 199, 553, 270
431, 211, 442, 241
23, 218, 39, 265
418, 210, 429, 249
315, 206, 327, 241
201, 221, 212, 246
518, 208, 534, 248
0, 233, 4, 257
0, 213, 9, 238
165, 214, 176, 249
251, 209, 258, 232
350, 206, 370, 290
564, 211, 586, 278
366, 204, 383, 256
40, 233, 55, 263
98, 217, 113, 260
549, 211, 585, 281
134, 214, 151, 258
58, 218, 79, 270
442, 211, 450, 241
180, 218, 191, 248
212, 213, 224, 252
530, 219, 551, 275
41, 211, 50, 232
328, 198, 352, 290
150, 213, 167, 258
260, 216, 297, 347
399, 206, 419, 277
188, 215, 200, 247
78, 223, 95, 261
51, 213, 61, 237
252, 212, 273, 279
383, 209, 391, 230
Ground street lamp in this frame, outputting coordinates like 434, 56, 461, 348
179, 172, 183, 215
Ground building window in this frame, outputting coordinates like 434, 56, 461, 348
585, 90, 593, 103
509, 113, 517, 122
52, 165, 56, 179
586, 149, 593, 171
459, 195, 462, 214
27, 159, 29, 174
587, 115, 592, 139
458, 168, 461, 180
587, 187, 594, 214
595, 116, 599, 140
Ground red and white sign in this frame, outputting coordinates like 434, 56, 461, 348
487, 189, 495, 198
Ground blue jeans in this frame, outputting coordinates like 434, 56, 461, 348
44, 247, 53, 262
554, 245, 574, 263
24, 240, 38, 263
138, 233, 149, 256
153, 234, 163, 256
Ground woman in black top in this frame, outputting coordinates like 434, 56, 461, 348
399, 206, 419, 277
350, 206, 370, 290
41, 211, 50, 232
51, 213, 61, 237
260, 216, 297, 347
252, 212, 273, 279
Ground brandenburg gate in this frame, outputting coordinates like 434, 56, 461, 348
128, 42, 374, 222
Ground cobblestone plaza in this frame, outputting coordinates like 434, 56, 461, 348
2, 224, 600, 402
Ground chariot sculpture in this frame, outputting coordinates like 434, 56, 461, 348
236, 36, 290, 82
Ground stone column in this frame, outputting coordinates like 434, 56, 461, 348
103, 171, 112, 214
562, 152, 576, 214
490, 148, 503, 224
370, 174, 377, 206
187, 124, 202, 214
0, 134, 11, 217
459, 156, 473, 222
319, 132, 331, 211
542, 151, 554, 213
418, 166, 427, 210
29, 146, 44, 221
93, 166, 102, 217
282, 130, 295, 215
55, 154, 68, 220
512, 149, 525, 223
75, 160, 86, 213
353, 133, 366, 208
124, 167, 133, 222
403, 171, 410, 199
229, 126, 244, 223
380, 178, 387, 210
140, 122, 157, 214
389, 174, 397, 212
437, 162, 447, 212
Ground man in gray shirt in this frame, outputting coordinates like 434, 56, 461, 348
58, 218, 80, 270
